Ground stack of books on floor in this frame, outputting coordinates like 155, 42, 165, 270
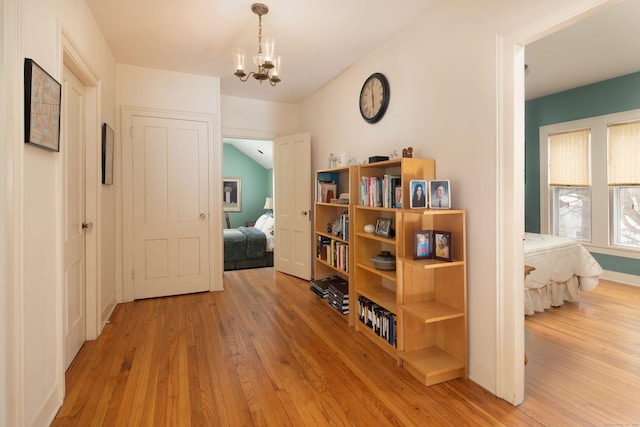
327, 278, 349, 315
310, 276, 334, 298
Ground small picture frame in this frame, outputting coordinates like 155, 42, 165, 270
102, 123, 114, 185
413, 230, 432, 260
433, 230, 452, 261
429, 180, 451, 209
374, 217, 393, 238
24, 58, 62, 152
223, 178, 242, 212
409, 179, 428, 209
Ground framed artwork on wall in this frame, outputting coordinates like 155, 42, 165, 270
223, 178, 241, 212
24, 58, 62, 152
102, 123, 114, 185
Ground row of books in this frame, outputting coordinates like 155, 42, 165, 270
317, 171, 339, 203
357, 295, 397, 347
359, 174, 402, 208
330, 212, 349, 241
309, 276, 349, 315
316, 236, 349, 272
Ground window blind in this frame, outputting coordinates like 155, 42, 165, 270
549, 129, 591, 186
608, 120, 640, 185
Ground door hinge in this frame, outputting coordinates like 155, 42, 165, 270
130, 126, 134, 137
131, 269, 136, 281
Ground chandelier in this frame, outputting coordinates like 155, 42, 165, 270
233, 3, 281, 86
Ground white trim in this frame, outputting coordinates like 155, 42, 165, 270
497, 0, 618, 406
121, 107, 221, 301
3, 0, 25, 424
601, 269, 640, 287
61, 31, 102, 340
539, 109, 640, 251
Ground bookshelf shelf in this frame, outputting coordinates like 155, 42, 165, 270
314, 166, 357, 325
351, 157, 467, 386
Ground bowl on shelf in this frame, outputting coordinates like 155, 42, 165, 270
372, 251, 396, 271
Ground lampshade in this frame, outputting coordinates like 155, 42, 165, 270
264, 197, 273, 210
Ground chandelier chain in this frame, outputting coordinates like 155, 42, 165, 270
257, 14, 263, 55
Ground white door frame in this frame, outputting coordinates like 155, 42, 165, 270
496, 0, 616, 405
61, 32, 101, 340
122, 107, 220, 301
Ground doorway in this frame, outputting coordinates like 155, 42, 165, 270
497, 0, 623, 405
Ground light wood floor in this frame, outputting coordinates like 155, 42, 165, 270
52, 271, 640, 426
522, 278, 640, 426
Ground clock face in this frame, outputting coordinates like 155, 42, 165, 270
359, 73, 389, 123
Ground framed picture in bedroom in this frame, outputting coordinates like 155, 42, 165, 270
223, 178, 241, 212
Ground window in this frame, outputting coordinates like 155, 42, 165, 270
608, 120, 640, 248
540, 110, 640, 254
548, 129, 591, 241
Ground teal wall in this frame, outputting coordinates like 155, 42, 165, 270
525, 71, 640, 273
223, 143, 273, 228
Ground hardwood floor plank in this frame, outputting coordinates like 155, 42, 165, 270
54, 271, 640, 426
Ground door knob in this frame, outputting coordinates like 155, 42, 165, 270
82, 222, 93, 230
200, 213, 206, 219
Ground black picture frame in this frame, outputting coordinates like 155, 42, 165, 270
374, 217, 393, 238
102, 123, 114, 185
24, 58, 62, 152
413, 230, 432, 260
433, 230, 453, 262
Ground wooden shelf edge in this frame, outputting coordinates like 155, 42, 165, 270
399, 347, 465, 386
315, 258, 349, 275
355, 262, 396, 281
402, 301, 464, 323
315, 231, 349, 244
356, 287, 397, 313
398, 258, 464, 269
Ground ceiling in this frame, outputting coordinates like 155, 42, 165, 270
85, 0, 640, 165
84, 0, 440, 104
525, 0, 640, 100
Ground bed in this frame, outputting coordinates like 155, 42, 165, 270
524, 233, 602, 315
224, 213, 275, 271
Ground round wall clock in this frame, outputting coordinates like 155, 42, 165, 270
359, 72, 390, 124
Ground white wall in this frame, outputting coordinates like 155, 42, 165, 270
221, 95, 300, 137
4, 0, 117, 425
300, 0, 614, 397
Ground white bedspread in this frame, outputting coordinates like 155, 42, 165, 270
524, 233, 602, 315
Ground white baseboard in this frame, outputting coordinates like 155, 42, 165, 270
601, 270, 640, 287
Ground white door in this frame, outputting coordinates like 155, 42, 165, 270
273, 132, 312, 280
62, 65, 86, 370
132, 116, 210, 299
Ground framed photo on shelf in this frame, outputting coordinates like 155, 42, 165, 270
429, 180, 451, 209
374, 217, 393, 238
24, 58, 62, 152
223, 178, 241, 212
433, 230, 452, 261
413, 230, 432, 260
409, 179, 428, 209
